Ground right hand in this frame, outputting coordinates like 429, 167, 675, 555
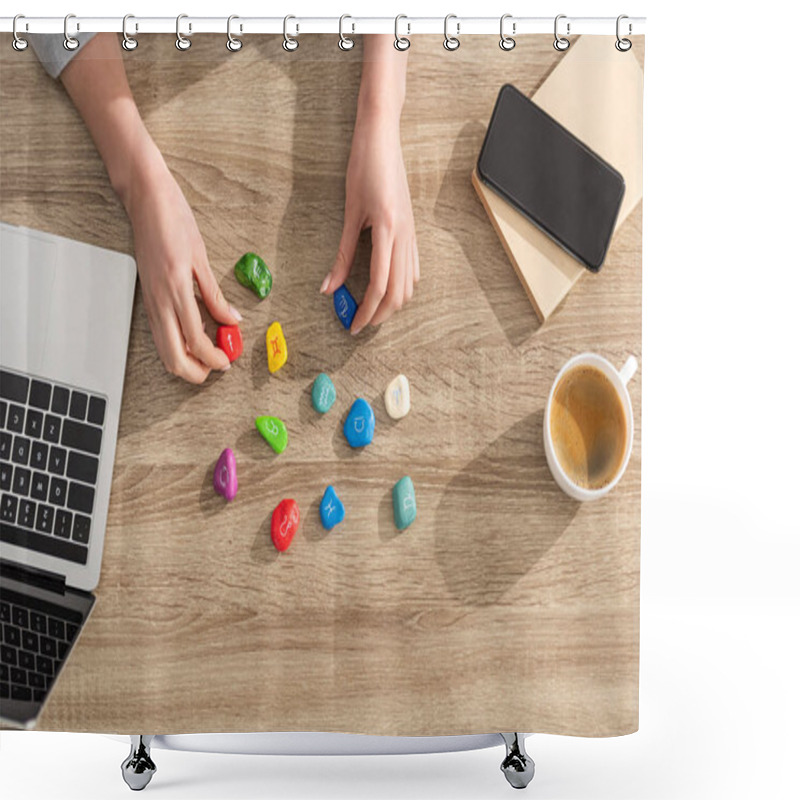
123, 156, 241, 384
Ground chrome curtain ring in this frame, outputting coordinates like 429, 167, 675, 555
63, 13, 79, 51
12, 15, 29, 51
443, 14, 460, 51
227, 15, 242, 51
283, 15, 299, 51
175, 14, 191, 50
615, 14, 632, 51
499, 14, 516, 51
553, 14, 570, 51
121, 14, 138, 51
394, 15, 410, 51
338, 14, 354, 51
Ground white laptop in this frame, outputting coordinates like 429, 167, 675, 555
0, 221, 136, 728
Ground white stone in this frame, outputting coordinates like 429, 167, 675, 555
384, 374, 411, 420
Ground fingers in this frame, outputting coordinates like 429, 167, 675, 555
321, 212, 361, 295
175, 286, 231, 373
349, 226, 391, 335
194, 257, 241, 325
154, 307, 212, 385
371, 238, 410, 328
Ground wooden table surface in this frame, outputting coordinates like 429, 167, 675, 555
0, 34, 642, 736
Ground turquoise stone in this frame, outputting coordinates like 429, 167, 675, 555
319, 485, 345, 530
311, 373, 336, 414
392, 476, 417, 531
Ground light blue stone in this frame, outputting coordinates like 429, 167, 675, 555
333, 285, 358, 330
343, 398, 375, 448
319, 485, 345, 530
312, 373, 336, 413
392, 476, 417, 531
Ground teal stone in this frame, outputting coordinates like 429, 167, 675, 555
234, 252, 272, 299
311, 373, 336, 414
392, 476, 417, 531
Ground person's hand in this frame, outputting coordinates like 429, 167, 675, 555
124, 154, 241, 383
320, 114, 419, 335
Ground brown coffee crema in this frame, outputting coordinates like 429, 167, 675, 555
550, 365, 627, 490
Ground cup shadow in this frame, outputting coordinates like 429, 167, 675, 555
434, 411, 579, 607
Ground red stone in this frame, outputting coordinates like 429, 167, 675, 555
271, 498, 300, 552
216, 325, 243, 362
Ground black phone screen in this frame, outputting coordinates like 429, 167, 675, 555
477, 84, 625, 272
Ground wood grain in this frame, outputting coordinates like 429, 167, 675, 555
0, 34, 643, 736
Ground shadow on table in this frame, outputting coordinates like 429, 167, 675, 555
434, 411, 578, 607
434, 121, 541, 349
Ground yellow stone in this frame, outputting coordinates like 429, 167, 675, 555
266, 322, 287, 373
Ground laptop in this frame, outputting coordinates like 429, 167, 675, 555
0, 221, 136, 729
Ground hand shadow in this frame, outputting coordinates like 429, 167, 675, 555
433, 121, 541, 348
434, 411, 579, 607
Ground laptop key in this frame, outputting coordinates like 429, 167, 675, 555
43, 415, 61, 444
0, 602, 10, 623
68, 392, 88, 421
28, 671, 45, 689
3, 625, 20, 647
30, 472, 48, 501
11, 684, 32, 701
87, 396, 106, 426
66, 623, 79, 641
60, 419, 102, 456
28, 380, 52, 410
1, 644, 16, 665
25, 409, 43, 439
67, 483, 95, 515
13, 467, 31, 497
40, 636, 56, 657
67, 452, 99, 485
21, 631, 37, 653
30, 441, 48, 470
30, 612, 46, 634
54, 509, 72, 538
19, 650, 35, 671
0, 433, 11, 461
12, 436, 30, 465
48, 618, 65, 640
72, 515, 91, 544
10, 666, 26, 685
17, 499, 36, 529
48, 446, 66, 475
1, 495, 18, 522
0, 463, 11, 491
12, 607, 28, 627
35, 504, 53, 534
49, 477, 67, 507
36, 655, 53, 676
0, 371, 29, 403
57, 640, 69, 659
51, 386, 69, 415
0, 522, 89, 565
7, 405, 25, 433
0, 401, 6, 428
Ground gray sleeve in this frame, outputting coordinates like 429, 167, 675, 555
29, 33, 97, 79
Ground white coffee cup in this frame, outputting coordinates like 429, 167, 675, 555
544, 353, 638, 502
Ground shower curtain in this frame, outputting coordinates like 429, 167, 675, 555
0, 27, 643, 738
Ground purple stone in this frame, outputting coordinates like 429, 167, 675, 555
213, 447, 238, 501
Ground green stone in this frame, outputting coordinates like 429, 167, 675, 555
311, 373, 336, 413
234, 252, 272, 299
392, 476, 417, 531
255, 415, 288, 454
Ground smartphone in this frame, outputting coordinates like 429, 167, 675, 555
477, 84, 625, 273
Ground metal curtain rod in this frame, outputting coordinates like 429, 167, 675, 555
1, 16, 646, 37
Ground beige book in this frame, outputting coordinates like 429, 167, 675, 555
473, 35, 644, 321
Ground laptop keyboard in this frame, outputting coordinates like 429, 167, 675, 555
0, 369, 106, 566
0, 584, 83, 704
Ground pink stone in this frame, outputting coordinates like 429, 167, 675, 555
213, 448, 238, 501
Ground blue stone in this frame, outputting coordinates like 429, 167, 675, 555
333, 285, 358, 330
312, 373, 336, 413
343, 398, 375, 448
319, 485, 345, 530
392, 476, 417, 531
